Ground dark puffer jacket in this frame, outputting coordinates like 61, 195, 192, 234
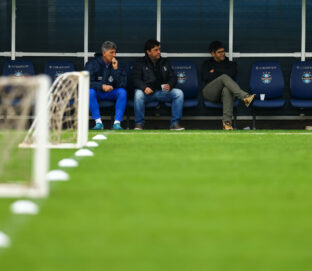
131, 55, 177, 92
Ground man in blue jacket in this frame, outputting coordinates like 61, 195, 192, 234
85, 41, 127, 130
131, 39, 184, 130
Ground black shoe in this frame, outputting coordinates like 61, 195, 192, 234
170, 122, 185, 131
134, 123, 143, 130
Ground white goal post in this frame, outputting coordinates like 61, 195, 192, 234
0, 75, 50, 198
21, 71, 90, 149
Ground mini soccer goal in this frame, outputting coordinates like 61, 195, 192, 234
0, 75, 50, 198
20, 71, 90, 149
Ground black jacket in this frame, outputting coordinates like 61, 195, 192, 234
131, 55, 177, 92
85, 53, 127, 91
202, 57, 237, 85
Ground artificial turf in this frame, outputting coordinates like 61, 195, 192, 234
1, 130, 312, 271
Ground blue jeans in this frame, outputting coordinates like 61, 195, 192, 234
134, 88, 184, 127
89, 88, 127, 121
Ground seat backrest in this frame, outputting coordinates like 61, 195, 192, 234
250, 61, 284, 99
44, 61, 75, 81
3, 60, 35, 76
290, 61, 312, 99
170, 60, 198, 99
126, 61, 135, 98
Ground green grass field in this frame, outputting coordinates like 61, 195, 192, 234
1, 130, 312, 271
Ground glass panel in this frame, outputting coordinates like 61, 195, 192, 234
234, 0, 301, 53
162, 0, 229, 53
91, 0, 157, 53
0, 1, 11, 51
16, 0, 84, 52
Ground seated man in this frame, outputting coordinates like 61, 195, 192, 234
85, 41, 127, 130
131, 39, 184, 130
202, 41, 255, 130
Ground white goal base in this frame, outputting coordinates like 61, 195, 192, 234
0, 184, 47, 198
19, 142, 85, 149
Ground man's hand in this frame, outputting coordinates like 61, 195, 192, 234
144, 87, 153, 95
102, 84, 114, 92
209, 69, 214, 73
162, 84, 171, 92
112, 57, 118, 70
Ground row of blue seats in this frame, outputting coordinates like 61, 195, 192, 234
2, 59, 312, 113
2, 60, 75, 81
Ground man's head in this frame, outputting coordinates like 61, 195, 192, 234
209, 41, 226, 62
101, 41, 117, 64
144, 39, 161, 62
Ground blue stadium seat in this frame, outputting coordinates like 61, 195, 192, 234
203, 100, 239, 109
165, 60, 199, 108
44, 61, 75, 82
249, 61, 285, 128
2, 60, 35, 108
3, 60, 35, 76
290, 61, 312, 108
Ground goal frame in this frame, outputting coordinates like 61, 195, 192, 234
22, 71, 90, 149
0, 75, 50, 198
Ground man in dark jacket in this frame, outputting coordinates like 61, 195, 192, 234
131, 39, 184, 130
85, 41, 127, 130
202, 41, 255, 130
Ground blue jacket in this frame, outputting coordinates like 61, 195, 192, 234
85, 53, 127, 91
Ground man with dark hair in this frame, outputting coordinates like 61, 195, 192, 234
131, 39, 184, 130
85, 41, 127, 130
202, 41, 255, 130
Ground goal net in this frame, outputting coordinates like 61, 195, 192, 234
21, 71, 89, 149
0, 75, 50, 198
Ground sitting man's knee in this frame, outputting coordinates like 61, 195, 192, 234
134, 89, 144, 100
89, 88, 96, 98
171, 88, 184, 99
220, 74, 232, 81
117, 88, 127, 98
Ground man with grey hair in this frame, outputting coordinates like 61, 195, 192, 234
85, 41, 127, 130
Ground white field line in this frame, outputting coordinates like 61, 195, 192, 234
102, 132, 312, 135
